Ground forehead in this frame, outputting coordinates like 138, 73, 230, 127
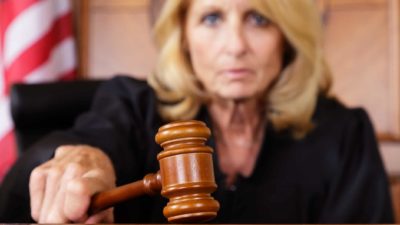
187, 0, 255, 13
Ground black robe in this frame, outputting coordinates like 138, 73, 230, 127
0, 75, 394, 223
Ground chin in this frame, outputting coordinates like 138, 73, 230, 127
219, 91, 257, 101
217, 85, 266, 101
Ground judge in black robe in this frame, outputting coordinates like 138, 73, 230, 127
0, 76, 394, 223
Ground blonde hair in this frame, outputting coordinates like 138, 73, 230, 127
148, 0, 332, 138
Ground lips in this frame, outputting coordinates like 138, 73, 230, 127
219, 68, 254, 79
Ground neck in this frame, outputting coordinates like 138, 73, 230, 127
207, 97, 266, 182
207, 97, 265, 133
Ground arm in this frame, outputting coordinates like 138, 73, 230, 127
0, 76, 156, 223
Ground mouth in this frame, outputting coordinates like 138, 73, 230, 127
219, 68, 254, 79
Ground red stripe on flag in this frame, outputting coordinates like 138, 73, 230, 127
4, 12, 74, 93
0, 129, 17, 183
0, 0, 37, 45
60, 69, 78, 81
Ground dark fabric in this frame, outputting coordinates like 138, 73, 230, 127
0, 75, 394, 223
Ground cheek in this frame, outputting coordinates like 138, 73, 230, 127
189, 47, 208, 83
257, 36, 284, 74
187, 36, 217, 85
253, 37, 285, 90
186, 24, 223, 73
266, 48, 284, 77
261, 52, 283, 89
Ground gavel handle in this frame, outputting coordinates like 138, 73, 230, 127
89, 172, 162, 214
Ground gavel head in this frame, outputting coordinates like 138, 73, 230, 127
155, 120, 220, 223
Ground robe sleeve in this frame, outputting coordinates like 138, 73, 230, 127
0, 76, 159, 222
318, 108, 394, 223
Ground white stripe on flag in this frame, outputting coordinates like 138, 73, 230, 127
25, 37, 76, 83
0, 54, 4, 94
4, 0, 72, 67
0, 29, 4, 94
0, 96, 13, 139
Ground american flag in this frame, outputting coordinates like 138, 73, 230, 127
0, 0, 77, 182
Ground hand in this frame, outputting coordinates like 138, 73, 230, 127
29, 145, 116, 223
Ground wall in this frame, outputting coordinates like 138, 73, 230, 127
86, 0, 156, 80
320, 0, 400, 177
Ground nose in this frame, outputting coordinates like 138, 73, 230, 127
224, 23, 248, 57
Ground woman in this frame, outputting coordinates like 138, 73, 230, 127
0, 0, 394, 223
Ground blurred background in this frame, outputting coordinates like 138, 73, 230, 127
1, 0, 399, 221
76, 0, 400, 176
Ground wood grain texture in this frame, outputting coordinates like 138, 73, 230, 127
91, 0, 147, 8
391, 176, 400, 223
387, 0, 400, 140
89, 120, 219, 223
73, 0, 90, 78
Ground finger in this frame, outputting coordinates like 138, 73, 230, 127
38, 166, 64, 223
84, 208, 114, 224
45, 163, 83, 223
64, 175, 109, 222
29, 167, 47, 222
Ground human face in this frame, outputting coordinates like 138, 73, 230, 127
185, 0, 285, 101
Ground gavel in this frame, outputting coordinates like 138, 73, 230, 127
89, 120, 220, 223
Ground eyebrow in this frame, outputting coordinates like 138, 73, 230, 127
191, 5, 221, 14
189, 1, 254, 16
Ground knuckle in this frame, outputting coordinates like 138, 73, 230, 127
66, 162, 81, 172
63, 163, 85, 180
54, 145, 74, 157
84, 168, 103, 178
30, 167, 45, 180
47, 167, 64, 180
54, 146, 68, 156
67, 179, 90, 196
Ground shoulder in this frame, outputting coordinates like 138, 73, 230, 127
308, 95, 378, 160
90, 75, 161, 121
94, 75, 157, 106
310, 97, 393, 223
313, 95, 373, 134
291, 96, 382, 183
98, 75, 154, 96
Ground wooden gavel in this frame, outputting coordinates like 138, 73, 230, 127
89, 120, 220, 223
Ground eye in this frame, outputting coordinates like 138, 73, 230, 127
201, 12, 222, 26
247, 11, 270, 26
